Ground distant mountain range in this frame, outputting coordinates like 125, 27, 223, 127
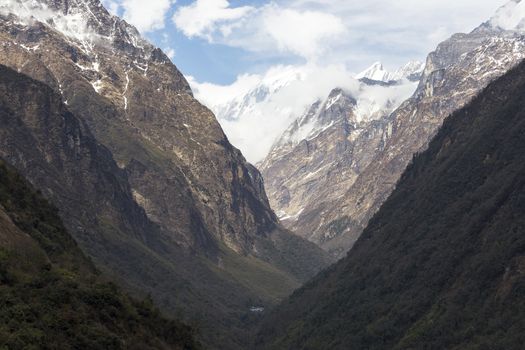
195, 61, 424, 163
355, 61, 424, 83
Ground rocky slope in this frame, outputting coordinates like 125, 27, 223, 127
259, 64, 422, 251
0, 63, 248, 348
256, 53, 525, 350
0, 1, 331, 348
260, 1, 525, 257
0, 157, 201, 349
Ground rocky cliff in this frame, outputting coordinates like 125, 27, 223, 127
0, 1, 331, 348
260, 3, 525, 257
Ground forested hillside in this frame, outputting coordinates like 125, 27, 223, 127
0, 159, 200, 349
256, 57, 525, 350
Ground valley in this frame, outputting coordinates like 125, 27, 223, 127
0, 0, 524, 349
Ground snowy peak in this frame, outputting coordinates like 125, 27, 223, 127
216, 67, 305, 121
355, 62, 390, 82
355, 60, 424, 83
0, 0, 164, 63
489, 0, 525, 32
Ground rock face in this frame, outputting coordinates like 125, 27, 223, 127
0, 0, 272, 254
259, 67, 421, 255
260, 4, 525, 257
256, 55, 525, 350
0, 1, 331, 348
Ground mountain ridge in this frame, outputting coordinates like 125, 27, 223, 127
0, 1, 332, 348
260, 3, 525, 257
256, 49, 525, 350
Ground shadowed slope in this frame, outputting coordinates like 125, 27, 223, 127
0, 158, 200, 350
256, 58, 525, 350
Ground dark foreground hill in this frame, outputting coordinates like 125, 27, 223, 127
256, 59, 525, 349
0, 158, 200, 349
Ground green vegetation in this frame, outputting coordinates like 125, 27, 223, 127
256, 59, 525, 349
324, 216, 357, 243
0, 159, 200, 350
214, 243, 300, 303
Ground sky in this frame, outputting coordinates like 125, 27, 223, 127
101, 0, 508, 84
101, 0, 510, 162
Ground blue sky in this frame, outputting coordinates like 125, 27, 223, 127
101, 0, 510, 162
105, 0, 310, 84
104, 0, 508, 85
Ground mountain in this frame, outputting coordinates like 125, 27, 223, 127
355, 61, 424, 83
0, 1, 331, 348
256, 50, 525, 350
206, 66, 306, 124
195, 62, 423, 163
191, 65, 314, 163
259, 80, 417, 238
260, 1, 525, 257
0, 157, 200, 349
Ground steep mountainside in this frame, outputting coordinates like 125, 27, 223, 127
0, 0, 331, 348
257, 53, 525, 350
260, 2, 525, 257
0, 64, 260, 349
0, 158, 200, 349
259, 79, 417, 234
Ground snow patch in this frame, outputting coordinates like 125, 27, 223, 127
19, 43, 40, 51
356, 61, 424, 83
325, 93, 342, 110
279, 208, 304, 221
0, 0, 102, 48
122, 70, 130, 110
91, 79, 103, 93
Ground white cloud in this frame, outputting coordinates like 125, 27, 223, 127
165, 47, 176, 59
260, 6, 345, 58
190, 63, 411, 162
173, 1, 346, 60
490, 0, 525, 31
172, 0, 508, 68
173, 0, 254, 39
124, 0, 174, 32
102, 0, 120, 16
286, 0, 508, 69
105, 0, 175, 33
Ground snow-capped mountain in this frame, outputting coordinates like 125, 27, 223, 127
259, 77, 418, 247
194, 62, 423, 162
210, 66, 307, 123
260, 0, 525, 257
355, 61, 424, 83
192, 65, 325, 162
